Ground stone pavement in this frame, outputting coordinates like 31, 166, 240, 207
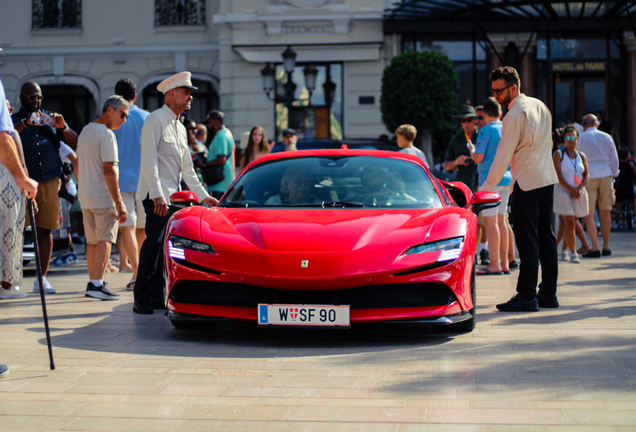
1, 232, 636, 431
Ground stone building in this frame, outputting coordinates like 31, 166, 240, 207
0, 0, 392, 142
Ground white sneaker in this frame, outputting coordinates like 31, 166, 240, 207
0, 285, 28, 299
33, 277, 56, 294
559, 250, 568, 261
570, 252, 580, 264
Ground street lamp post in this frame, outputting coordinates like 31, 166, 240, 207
260, 46, 330, 134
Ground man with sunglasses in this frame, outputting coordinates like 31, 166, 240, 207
76, 95, 129, 300
443, 104, 479, 192
482, 66, 559, 312
11, 81, 78, 295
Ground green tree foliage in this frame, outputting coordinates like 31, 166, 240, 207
381, 50, 459, 156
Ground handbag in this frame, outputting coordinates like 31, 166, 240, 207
201, 149, 233, 185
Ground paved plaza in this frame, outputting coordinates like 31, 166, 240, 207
1, 231, 635, 431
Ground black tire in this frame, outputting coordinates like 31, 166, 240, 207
445, 264, 476, 332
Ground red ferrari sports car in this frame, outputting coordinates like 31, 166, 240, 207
164, 149, 500, 332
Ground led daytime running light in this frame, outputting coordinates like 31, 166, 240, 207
405, 236, 464, 262
168, 235, 215, 255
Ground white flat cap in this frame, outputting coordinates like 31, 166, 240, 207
157, 71, 197, 94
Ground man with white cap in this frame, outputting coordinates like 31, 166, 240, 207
134, 71, 218, 315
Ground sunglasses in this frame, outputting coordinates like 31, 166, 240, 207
564, 135, 577, 141
476, 116, 485, 120
116, 109, 128, 120
492, 84, 514, 96
461, 118, 474, 123
26, 95, 43, 101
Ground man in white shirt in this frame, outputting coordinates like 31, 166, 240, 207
135, 72, 217, 314
483, 66, 559, 312
577, 113, 620, 258
76, 95, 129, 300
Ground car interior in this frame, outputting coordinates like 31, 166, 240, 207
221, 156, 443, 209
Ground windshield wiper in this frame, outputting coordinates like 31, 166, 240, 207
323, 201, 365, 208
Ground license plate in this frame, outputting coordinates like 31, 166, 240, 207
257, 304, 350, 327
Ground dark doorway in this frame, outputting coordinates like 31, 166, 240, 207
39, 85, 96, 133
142, 78, 219, 124
553, 75, 605, 128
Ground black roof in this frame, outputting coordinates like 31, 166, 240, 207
384, 1, 636, 34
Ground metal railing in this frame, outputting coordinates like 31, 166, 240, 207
32, 0, 81, 29
155, 0, 206, 26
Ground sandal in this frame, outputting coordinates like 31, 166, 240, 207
476, 268, 503, 276
126, 279, 135, 291
577, 246, 591, 254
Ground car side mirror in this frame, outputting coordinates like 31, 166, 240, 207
170, 191, 198, 209
469, 191, 501, 215
440, 180, 472, 207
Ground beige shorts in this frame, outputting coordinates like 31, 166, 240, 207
82, 207, 119, 244
480, 185, 511, 217
120, 192, 145, 228
587, 176, 616, 211
25, 177, 61, 230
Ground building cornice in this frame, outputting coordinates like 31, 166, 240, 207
0, 44, 220, 57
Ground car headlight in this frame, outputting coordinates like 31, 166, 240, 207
168, 235, 215, 260
405, 236, 464, 262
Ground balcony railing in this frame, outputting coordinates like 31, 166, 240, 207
32, 0, 81, 29
155, 0, 206, 26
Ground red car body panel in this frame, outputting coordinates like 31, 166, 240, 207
163, 149, 486, 328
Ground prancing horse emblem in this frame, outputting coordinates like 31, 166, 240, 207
301, 260, 309, 268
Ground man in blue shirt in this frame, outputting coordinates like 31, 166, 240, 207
202, 110, 235, 200
469, 97, 512, 275
113, 79, 149, 287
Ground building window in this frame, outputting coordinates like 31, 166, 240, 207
155, 0, 206, 26
32, 0, 81, 29
274, 63, 343, 141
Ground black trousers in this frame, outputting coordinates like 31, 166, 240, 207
509, 182, 558, 299
134, 196, 171, 308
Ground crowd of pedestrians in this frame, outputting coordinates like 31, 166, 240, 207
0, 63, 633, 377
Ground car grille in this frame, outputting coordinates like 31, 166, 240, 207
169, 281, 456, 309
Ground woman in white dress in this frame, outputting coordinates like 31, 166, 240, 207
552, 125, 590, 264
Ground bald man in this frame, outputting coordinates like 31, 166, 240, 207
12, 81, 78, 295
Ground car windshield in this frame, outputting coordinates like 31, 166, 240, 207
219, 155, 443, 209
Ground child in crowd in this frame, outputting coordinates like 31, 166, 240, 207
395, 124, 429, 168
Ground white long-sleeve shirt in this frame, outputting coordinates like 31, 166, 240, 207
137, 104, 208, 203
483, 93, 558, 192
577, 127, 619, 179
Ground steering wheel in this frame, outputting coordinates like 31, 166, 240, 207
367, 182, 404, 197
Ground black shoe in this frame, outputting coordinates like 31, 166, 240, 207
85, 282, 119, 301
602, 248, 612, 256
479, 249, 490, 266
133, 304, 153, 314
537, 293, 559, 308
509, 260, 519, 270
582, 250, 601, 258
496, 294, 539, 312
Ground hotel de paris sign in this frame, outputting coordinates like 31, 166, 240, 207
551, 61, 606, 73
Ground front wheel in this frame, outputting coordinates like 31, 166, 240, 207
446, 264, 476, 332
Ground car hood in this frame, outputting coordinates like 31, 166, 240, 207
201, 208, 441, 253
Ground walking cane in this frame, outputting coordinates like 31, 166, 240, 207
27, 198, 55, 370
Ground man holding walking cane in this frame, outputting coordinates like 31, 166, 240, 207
0, 76, 39, 378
